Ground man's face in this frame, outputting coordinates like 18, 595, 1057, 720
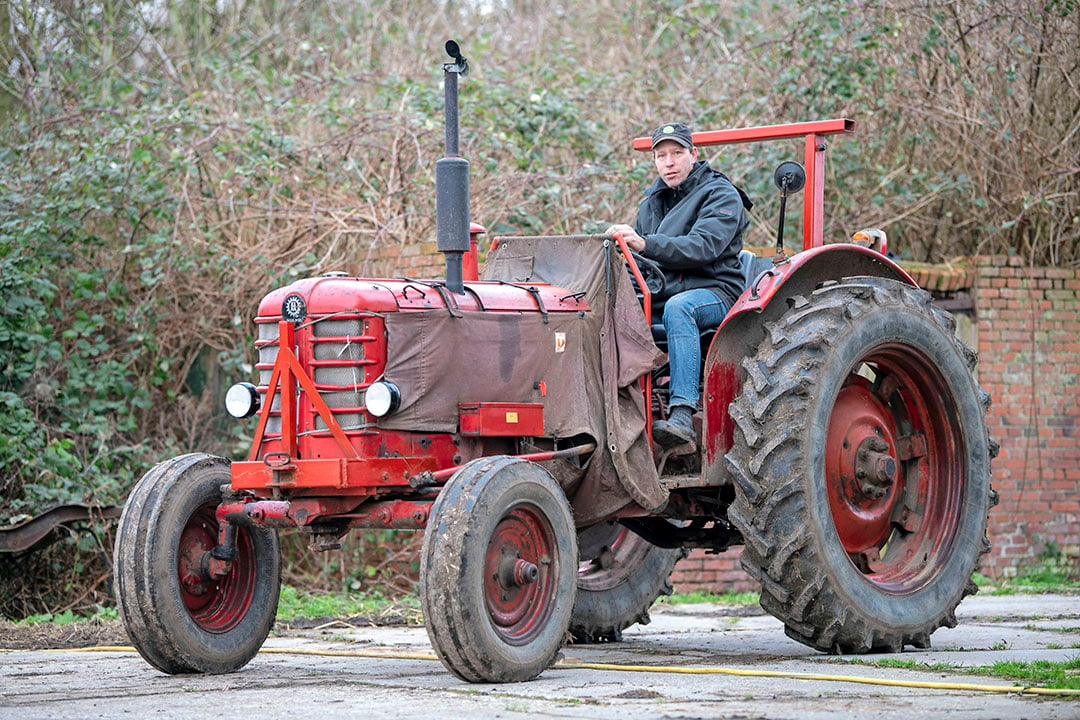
653, 140, 698, 189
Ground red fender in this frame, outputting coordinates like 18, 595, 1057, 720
700, 244, 917, 486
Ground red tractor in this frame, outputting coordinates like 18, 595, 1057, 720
114, 42, 996, 683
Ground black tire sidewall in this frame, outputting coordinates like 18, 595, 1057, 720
122, 455, 280, 674
422, 458, 576, 682
571, 530, 680, 642
803, 301, 990, 629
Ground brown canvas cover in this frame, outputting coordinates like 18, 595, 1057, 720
381, 235, 667, 524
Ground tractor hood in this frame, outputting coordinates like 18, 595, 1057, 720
256, 275, 589, 320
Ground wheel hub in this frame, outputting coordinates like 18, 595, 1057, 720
179, 529, 215, 597
498, 556, 540, 587
483, 505, 557, 645
176, 505, 257, 633
825, 381, 902, 554
855, 436, 897, 498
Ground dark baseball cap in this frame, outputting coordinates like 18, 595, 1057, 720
651, 123, 694, 149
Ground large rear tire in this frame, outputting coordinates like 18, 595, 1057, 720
570, 523, 683, 643
114, 453, 281, 674
726, 277, 996, 653
420, 456, 577, 683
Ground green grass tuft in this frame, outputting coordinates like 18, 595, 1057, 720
966, 657, 1080, 690
275, 585, 418, 621
978, 552, 1080, 595
17, 605, 118, 625
859, 656, 1080, 691
663, 590, 759, 605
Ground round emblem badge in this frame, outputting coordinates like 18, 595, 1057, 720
282, 293, 307, 323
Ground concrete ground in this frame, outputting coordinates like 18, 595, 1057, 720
1, 593, 1077, 719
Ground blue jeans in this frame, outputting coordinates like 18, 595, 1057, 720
662, 288, 730, 411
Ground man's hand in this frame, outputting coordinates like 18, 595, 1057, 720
606, 224, 646, 253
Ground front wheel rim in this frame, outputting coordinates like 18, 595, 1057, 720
483, 503, 558, 646
177, 503, 257, 633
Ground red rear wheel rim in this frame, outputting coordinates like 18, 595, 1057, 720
177, 503, 257, 633
825, 345, 964, 593
577, 528, 650, 591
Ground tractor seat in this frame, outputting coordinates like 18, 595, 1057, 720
650, 249, 762, 346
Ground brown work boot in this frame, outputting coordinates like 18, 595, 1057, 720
653, 406, 696, 451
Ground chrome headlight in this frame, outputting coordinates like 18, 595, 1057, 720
365, 381, 401, 417
224, 382, 261, 419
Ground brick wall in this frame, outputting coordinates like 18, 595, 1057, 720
973, 257, 1080, 578
670, 547, 756, 594
361, 240, 444, 279
672, 257, 1080, 593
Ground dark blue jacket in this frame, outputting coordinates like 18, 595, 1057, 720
634, 159, 749, 309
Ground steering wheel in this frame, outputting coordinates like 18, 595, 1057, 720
627, 251, 666, 298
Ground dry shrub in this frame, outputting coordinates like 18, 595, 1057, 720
839, 1, 1079, 263
277, 530, 422, 598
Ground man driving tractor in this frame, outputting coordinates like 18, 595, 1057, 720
608, 122, 751, 450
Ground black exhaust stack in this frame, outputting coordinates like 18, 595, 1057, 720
437, 40, 470, 294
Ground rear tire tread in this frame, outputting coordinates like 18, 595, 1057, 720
726, 277, 995, 654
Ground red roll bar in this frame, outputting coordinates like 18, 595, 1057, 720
634, 119, 855, 251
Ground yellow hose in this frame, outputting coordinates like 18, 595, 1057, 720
5, 644, 1078, 697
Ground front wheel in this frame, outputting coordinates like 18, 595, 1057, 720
726, 277, 996, 653
114, 453, 281, 674
420, 456, 577, 683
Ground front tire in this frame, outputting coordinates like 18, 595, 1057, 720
114, 453, 281, 674
726, 277, 995, 653
420, 456, 576, 683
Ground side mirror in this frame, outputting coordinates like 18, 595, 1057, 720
772, 161, 806, 261
773, 161, 806, 194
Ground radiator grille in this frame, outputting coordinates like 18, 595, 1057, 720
315, 413, 365, 432
257, 322, 282, 434
314, 318, 364, 336
313, 365, 364, 386
255, 315, 373, 438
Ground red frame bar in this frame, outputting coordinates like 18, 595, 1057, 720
611, 234, 654, 447
804, 134, 827, 251
220, 497, 434, 531
248, 320, 360, 462
633, 118, 854, 250
231, 456, 437, 491
631, 119, 853, 151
